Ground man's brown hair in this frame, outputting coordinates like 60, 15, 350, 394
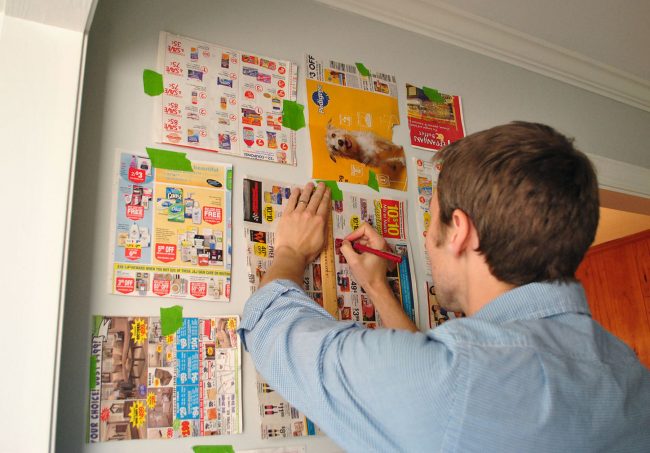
435, 121, 599, 285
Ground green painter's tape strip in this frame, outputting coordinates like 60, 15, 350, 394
192, 446, 235, 453
92, 316, 102, 336
422, 86, 445, 104
146, 147, 193, 172
143, 69, 164, 96
226, 168, 233, 190
355, 62, 371, 77
160, 305, 184, 336
89, 356, 97, 390
316, 180, 343, 201
368, 170, 380, 191
281, 100, 306, 131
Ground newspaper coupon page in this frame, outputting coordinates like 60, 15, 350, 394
305, 54, 406, 190
242, 177, 337, 317
413, 158, 463, 327
87, 315, 241, 442
109, 151, 232, 301
155, 32, 298, 164
330, 191, 418, 326
243, 177, 418, 438
406, 84, 465, 151
243, 176, 332, 439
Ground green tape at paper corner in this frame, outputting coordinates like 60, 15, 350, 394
422, 86, 445, 104
160, 305, 183, 336
143, 69, 164, 96
192, 446, 235, 453
355, 62, 371, 77
226, 168, 233, 190
315, 180, 343, 201
146, 147, 193, 172
281, 100, 306, 131
91, 315, 103, 336
89, 356, 97, 390
367, 170, 380, 192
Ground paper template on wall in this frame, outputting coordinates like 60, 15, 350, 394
330, 190, 418, 326
413, 158, 463, 327
305, 55, 406, 190
109, 151, 232, 301
242, 177, 337, 318
154, 32, 299, 165
406, 84, 465, 151
243, 177, 418, 438
88, 315, 241, 442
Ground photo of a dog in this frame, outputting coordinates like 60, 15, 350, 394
325, 120, 406, 175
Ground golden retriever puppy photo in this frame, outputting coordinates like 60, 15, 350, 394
325, 120, 405, 175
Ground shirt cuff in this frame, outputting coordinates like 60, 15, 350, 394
238, 279, 314, 351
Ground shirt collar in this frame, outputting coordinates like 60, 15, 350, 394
472, 281, 591, 323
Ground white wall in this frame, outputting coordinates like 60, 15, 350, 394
0, 0, 645, 452
0, 13, 84, 453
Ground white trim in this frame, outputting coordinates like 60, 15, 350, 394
587, 153, 650, 198
49, 26, 91, 453
316, 0, 650, 112
5, 0, 94, 31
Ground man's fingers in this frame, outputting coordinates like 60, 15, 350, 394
285, 186, 302, 214
295, 182, 314, 210
345, 222, 389, 250
344, 222, 374, 242
316, 187, 331, 218
339, 240, 360, 264
306, 182, 326, 213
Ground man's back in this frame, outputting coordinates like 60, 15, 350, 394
434, 282, 650, 452
241, 280, 650, 452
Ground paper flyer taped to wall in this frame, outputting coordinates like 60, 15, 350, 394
87, 315, 241, 442
109, 151, 232, 301
242, 176, 418, 438
154, 32, 298, 164
406, 84, 465, 151
305, 54, 407, 190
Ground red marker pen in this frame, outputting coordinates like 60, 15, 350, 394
352, 242, 402, 264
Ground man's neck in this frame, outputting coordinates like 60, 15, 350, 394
462, 258, 516, 316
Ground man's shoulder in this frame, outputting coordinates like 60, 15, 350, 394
430, 312, 643, 367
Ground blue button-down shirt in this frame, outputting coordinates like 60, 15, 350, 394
239, 279, 650, 452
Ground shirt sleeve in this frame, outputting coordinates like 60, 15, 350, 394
239, 279, 459, 451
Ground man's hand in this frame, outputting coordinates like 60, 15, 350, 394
340, 223, 392, 293
260, 182, 331, 287
340, 222, 418, 332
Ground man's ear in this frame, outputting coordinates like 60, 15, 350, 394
448, 208, 478, 256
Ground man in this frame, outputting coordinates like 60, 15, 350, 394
239, 122, 650, 452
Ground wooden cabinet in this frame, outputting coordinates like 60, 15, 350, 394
576, 229, 650, 368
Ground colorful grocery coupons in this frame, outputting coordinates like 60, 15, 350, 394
305, 54, 406, 190
330, 190, 417, 326
88, 315, 241, 442
242, 177, 337, 317
155, 32, 298, 164
406, 84, 465, 151
242, 176, 337, 439
110, 151, 232, 301
243, 176, 418, 438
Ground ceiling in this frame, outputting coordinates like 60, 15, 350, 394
433, 0, 650, 82
4, 1, 649, 84
319, 0, 650, 111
